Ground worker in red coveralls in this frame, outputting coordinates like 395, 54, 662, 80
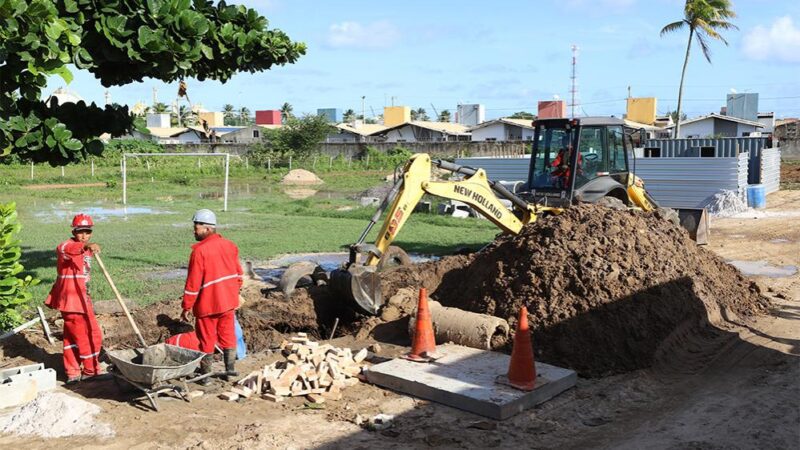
45, 214, 103, 384
180, 209, 243, 384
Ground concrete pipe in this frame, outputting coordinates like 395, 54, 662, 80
408, 300, 510, 350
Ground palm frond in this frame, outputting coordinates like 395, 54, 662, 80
661, 20, 687, 36
695, 33, 713, 63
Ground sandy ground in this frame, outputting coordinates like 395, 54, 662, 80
1, 192, 799, 449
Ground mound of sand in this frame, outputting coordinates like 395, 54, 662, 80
378, 205, 770, 376
0, 392, 114, 438
701, 189, 751, 217
281, 169, 323, 185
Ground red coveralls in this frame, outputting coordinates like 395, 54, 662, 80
166, 331, 201, 351
182, 234, 243, 354
45, 239, 103, 379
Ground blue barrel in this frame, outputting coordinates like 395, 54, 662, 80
746, 184, 766, 209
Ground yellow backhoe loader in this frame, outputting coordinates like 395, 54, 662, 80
279, 117, 708, 315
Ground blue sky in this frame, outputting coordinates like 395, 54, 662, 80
48, 0, 800, 120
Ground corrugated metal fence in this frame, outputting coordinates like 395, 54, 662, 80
644, 137, 770, 184
455, 153, 751, 208
760, 148, 781, 194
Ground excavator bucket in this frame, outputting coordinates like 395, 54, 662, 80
329, 265, 382, 315
676, 208, 710, 245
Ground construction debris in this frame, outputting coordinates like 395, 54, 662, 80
219, 334, 366, 404
701, 189, 751, 217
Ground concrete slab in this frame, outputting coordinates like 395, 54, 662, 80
365, 344, 576, 420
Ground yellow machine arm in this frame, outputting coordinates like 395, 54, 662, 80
361, 153, 541, 266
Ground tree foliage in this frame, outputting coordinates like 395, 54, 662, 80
509, 111, 536, 120
0, 202, 39, 331
660, 0, 737, 137
0, 0, 306, 165
438, 109, 451, 123
270, 114, 335, 158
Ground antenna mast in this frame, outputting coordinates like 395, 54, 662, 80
569, 45, 579, 118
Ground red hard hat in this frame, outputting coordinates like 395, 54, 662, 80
71, 214, 94, 230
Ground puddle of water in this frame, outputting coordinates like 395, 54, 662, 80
34, 205, 173, 223
728, 260, 798, 278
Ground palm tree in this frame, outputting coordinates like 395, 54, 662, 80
415, 108, 429, 121
343, 109, 356, 122
438, 109, 451, 123
151, 102, 169, 114
280, 102, 294, 121
223, 104, 236, 125
661, 0, 737, 138
239, 107, 251, 125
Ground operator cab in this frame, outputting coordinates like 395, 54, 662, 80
525, 117, 636, 208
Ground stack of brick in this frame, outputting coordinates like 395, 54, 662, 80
220, 333, 368, 404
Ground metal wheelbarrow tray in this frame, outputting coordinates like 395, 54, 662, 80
106, 343, 206, 411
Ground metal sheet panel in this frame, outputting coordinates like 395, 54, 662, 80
456, 154, 749, 209
455, 156, 530, 182
644, 137, 768, 158
760, 148, 781, 194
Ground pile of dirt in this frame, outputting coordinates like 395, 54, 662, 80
378, 205, 770, 377
701, 189, 751, 217
281, 169, 323, 185
0, 392, 114, 438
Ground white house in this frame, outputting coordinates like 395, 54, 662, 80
328, 122, 388, 143
469, 118, 535, 142
371, 121, 470, 143
667, 113, 764, 138
130, 127, 204, 144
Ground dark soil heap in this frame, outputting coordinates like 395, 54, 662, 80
415, 205, 771, 376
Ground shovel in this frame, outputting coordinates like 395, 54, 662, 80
94, 253, 148, 349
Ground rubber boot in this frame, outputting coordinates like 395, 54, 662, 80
196, 354, 214, 386
222, 348, 238, 381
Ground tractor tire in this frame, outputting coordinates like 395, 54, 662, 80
377, 245, 412, 271
596, 196, 627, 210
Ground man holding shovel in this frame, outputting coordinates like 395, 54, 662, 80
180, 209, 243, 384
45, 214, 103, 384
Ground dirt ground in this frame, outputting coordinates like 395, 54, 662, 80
1, 192, 799, 449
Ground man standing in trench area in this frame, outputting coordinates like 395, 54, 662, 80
180, 209, 243, 384
45, 214, 103, 384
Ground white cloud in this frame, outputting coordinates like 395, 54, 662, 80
742, 16, 800, 63
326, 20, 400, 50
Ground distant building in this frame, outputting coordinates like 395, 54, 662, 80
131, 127, 204, 144
329, 122, 387, 143
46, 87, 84, 107
371, 121, 470, 143
214, 125, 280, 144
456, 104, 485, 127
317, 108, 342, 123
538, 101, 566, 119
255, 110, 282, 125
625, 97, 657, 125
666, 113, 764, 138
383, 106, 411, 127
146, 113, 170, 128
726, 93, 758, 122
469, 118, 535, 142
757, 112, 775, 134
198, 111, 225, 127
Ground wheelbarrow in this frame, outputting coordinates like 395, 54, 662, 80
106, 343, 207, 411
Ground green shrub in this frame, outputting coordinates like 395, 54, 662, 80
0, 202, 39, 331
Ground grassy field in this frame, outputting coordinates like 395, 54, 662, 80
1, 156, 498, 309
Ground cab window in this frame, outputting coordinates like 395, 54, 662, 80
576, 126, 607, 187
608, 126, 627, 173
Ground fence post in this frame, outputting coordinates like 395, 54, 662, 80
30, 161, 34, 180
365, 153, 370, 169
197, 158, 201, 168
313, 156, 318, 170
122, 156, 127, 205
289, 156, 292, 171
61, 166, 65, 178
91, 158, 95, 177
268, 157, 271, 171
244, 157, 249, 169
329, 155, 333, 169
223, 153, 230, 212
146, 160, 150, 172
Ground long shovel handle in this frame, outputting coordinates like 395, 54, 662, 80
94, 253, 148, 348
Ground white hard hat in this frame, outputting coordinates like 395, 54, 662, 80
192, 209, 217, 226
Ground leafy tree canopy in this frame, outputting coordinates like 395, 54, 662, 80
0, 0, 306, 165
509, 111, 536, 120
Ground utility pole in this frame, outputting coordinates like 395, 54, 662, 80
104, 89, 111, 106
391, 96, 397, 106
152, 86, 158, 107
569, 45, 579, 119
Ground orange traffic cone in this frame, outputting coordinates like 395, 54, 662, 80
502, 306, 537, 391
403, 288, 438, 362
